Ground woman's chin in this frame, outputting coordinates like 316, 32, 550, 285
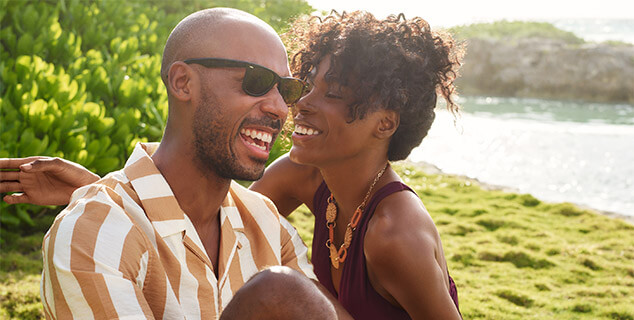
289, 147, 313, 166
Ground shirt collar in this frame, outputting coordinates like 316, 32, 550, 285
123, 143, 186, 238
123, 143, 246, 238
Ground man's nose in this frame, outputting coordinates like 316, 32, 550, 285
259, 86, 289, 121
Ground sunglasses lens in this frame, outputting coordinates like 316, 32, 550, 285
243, 66, 276, 96
242, 65, 306, 105
279, 79, 307, 105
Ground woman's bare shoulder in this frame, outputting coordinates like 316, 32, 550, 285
250, 154, 322, 215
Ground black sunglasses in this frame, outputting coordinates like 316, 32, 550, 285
184, 58, 307, 105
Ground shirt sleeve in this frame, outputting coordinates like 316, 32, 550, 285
41, 189, 155, 319
278, 215, 317, 280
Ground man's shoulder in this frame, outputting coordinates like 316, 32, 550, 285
52, 169, 141, 231
45, 168, 150, 256
69, 168, 136, 206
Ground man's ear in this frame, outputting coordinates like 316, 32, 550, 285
167, 61, 195, 101
375, 109, 399, 140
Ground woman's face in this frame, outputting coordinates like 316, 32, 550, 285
289, 57, 382, 168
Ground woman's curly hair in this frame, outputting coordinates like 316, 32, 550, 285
285, 11, 464, 161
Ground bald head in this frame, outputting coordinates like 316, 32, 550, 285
161, 8, 284, 86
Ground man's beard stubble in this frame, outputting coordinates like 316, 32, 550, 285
192, 91, 266, 181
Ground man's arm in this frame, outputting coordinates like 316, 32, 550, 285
0, 157, 99, 205
42, 186, 155, 319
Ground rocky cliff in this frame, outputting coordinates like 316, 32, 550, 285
456, 38, 634, 104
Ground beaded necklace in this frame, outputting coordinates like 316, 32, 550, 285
325, 163, 389, 269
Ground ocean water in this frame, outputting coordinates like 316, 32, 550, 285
408, 19, 634, 217
408, 96, 634, 216
550, 18, 634, 44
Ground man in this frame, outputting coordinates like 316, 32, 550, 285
20, 8, 343, 319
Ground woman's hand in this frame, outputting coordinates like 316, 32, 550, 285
0, 157, 100, 206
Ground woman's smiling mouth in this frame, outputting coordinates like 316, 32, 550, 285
293, 125, 321, 136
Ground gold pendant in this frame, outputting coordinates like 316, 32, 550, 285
344, 227, 353, 246
329, 244, 340, 269
326, 201, 337, 222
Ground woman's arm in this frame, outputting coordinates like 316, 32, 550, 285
0, 153, 323, 214
250, 154, 322, 217
0, 157, 99, 205
364, 191, 462, 320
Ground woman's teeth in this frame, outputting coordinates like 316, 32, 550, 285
294, 125, 320, 135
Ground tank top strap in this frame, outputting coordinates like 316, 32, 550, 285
360, 181, 415, 226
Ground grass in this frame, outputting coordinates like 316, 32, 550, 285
2, 162, 633, 319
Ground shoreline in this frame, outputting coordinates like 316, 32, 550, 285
405, 160, 634, 225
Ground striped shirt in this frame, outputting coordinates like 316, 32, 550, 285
41, 143, 315, 319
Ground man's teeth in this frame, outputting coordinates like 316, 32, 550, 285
294, 125, 320, 135
246, 140, 266, 151
240, 128, 272, 143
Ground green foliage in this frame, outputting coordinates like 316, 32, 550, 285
0, 0, 313, 237
449, 20, 585, 44
0, 274, 43, 320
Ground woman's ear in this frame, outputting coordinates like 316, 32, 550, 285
167, 61, 194, 101
375, 109, 399, 140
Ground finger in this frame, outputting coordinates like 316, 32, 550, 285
22, 157, 64, 172
0, 157, 47, 170
3, 193, 31, 205
0, 171, 20, 182
0, 182, 24, 193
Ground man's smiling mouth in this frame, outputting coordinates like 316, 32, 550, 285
240, 128, 273, 151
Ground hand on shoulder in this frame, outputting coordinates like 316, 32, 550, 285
0, 156, 100, 206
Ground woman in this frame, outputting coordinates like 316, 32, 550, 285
254, 12, 462, 319
2, 12, 462, 319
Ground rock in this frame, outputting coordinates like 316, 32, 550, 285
456, 37, 634, 104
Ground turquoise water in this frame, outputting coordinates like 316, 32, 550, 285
551, 18, 634, 44
463, 96, 634, 125
409, 96, 634, 216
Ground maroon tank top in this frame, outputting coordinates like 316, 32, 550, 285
312, 181, 461, 319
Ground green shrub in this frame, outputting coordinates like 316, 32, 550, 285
0, 274, 44, 320
449, 20, 585, 44
0, 0, 312, 240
